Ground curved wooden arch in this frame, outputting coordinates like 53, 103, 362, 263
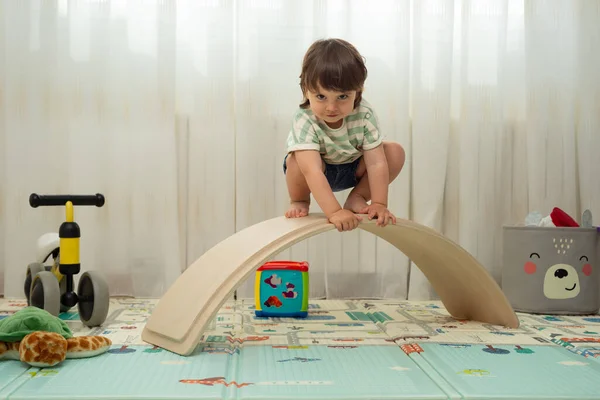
142, 214, 519, 355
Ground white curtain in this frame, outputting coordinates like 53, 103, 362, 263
1, 0, 599, 301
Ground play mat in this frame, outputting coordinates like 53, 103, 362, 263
1, 297, 600, 399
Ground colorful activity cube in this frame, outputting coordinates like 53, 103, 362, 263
254, 261, 309, 318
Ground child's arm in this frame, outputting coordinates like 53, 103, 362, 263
359, 107, 396, 226
362, 145, 396, 226
363, 145, 389, 207
295, 150, 341, 215
294, 150, 362, 231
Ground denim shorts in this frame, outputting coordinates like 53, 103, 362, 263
283, 153, 361, 192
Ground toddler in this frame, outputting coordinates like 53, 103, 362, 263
283, 38, 405, 232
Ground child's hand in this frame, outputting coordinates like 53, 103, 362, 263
328, 209, 363, 232
360, 203, 396, 227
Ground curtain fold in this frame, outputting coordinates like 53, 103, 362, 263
1, 0, 599, 301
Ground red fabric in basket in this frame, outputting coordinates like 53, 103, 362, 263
550, 207, 579, 227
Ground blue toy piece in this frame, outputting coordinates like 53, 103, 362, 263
254, 261, 309, 318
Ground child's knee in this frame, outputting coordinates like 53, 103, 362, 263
284, 153, 304, 175
384, 141, 406, 170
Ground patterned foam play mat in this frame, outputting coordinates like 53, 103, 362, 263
2, 297, 600, 399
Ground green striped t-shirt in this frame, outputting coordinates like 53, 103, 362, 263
285, 100, 383, 165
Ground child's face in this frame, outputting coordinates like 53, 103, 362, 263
306, 84, 357, 128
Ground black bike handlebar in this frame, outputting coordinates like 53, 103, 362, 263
29, 193, 105, 208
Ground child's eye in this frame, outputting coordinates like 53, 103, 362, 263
338, 94, 349, 100
316, 94, 325, 100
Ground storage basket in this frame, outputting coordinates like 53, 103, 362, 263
502, 226, 599, 314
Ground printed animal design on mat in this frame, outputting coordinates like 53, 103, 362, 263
559, 337, 600, 344
144, 345, 163, 353
489, 331, 515, 336
482, 345, 510, 355
440, 344, 471, 348
514, 345, 534, 354
226, 335, 269, 344
28, 369, 59, 377
581, 348, 600, 358
277, 356, 321, 363
202, 346, 240, 355
108, 345, 136, 354
180, 377, 252, 388
522, 237, 593, 300
458, 369, 490, 376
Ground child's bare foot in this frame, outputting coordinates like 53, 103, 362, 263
343, 193, 369, 214
286, 201, 310, 218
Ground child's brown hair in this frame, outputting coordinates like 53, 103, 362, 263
299, 38, 367, 109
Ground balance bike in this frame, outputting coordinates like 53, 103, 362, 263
24, 193, 110, 327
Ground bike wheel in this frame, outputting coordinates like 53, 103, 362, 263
29, 271, 61, 316
24, 262, 45, 303
77, 271, 110, 327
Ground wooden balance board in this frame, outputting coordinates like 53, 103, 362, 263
141, 214, 519, 356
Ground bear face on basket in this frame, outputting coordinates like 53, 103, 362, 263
502, 226, 599, 315
525, 236, 592, 300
